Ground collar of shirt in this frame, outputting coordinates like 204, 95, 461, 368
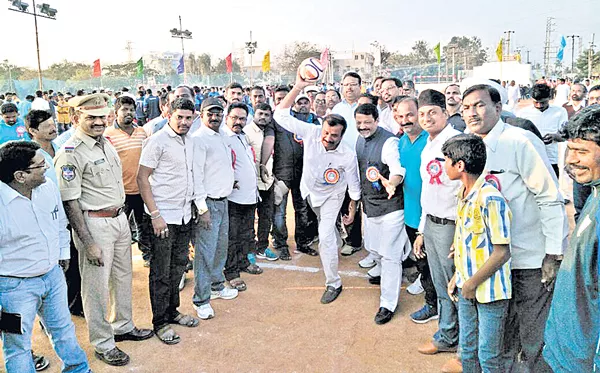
199, 123, 220, 137
481, 119, 506, 152
0, 117, 25, 128
401, 129, 428, 144
427, 124, 456, 147
75, 128, 105, 150
247, 121, 266, 134
113, 120, 138, 130
458, 173, 487, 203
221, 125, 245, 138
0, 181, 21, 205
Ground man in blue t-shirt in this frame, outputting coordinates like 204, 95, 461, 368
0, 103, 31, 144
135, 91, 147, 125
143, 89, 161, 121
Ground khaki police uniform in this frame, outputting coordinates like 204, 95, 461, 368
54, 93, 134, 354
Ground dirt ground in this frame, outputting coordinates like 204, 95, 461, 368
1, 203, 453, 373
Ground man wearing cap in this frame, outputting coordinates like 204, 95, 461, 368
54, 93, 153, 367
191, 97, 238, 321
412, 89, 462, 356
274, 70, 361, 304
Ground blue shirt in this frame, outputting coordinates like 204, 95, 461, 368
0, 117, 30, 144
398, 130, 428, 229
53, 127, 74, 149
143, 95, 161, 120
36, 142, 59, 185
135, 97, 146, 119
19, 100, 32, 120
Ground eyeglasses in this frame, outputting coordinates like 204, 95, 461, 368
24, 160, 49, 172
315, 99, 326, 104
205, 112, 223, 117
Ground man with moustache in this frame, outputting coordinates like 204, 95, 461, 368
313, 91, 328, 120
222, 102, 262, 291
393, 97, 439, 325
354, 103, 408, 324
562, 82, 587, 119
461, 84, 567, 373
413, 90, 462, 357
104, 96, 151, 267
325, 89, 341, 114
246, 102, 279, 261
445, 84, 466, 132
274, 71, 361, 304
402, 80, 417, 98
0, 103, 30, 143
261, 86, 319, 259
54, 93, 153, 367
191, 98, 238, 321
333, 72, 364, 257
378, 78, 402, 135
137, 98, 199, 345
544, 105, 600, 372
25, 110, 59, 185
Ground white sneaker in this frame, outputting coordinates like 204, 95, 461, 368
194, 303, 214, 319
367, 263, 381, 278
407, 274, 424, 295
178, 272, 186, 291
210, 287, 238, 300
358, 256, 377, 269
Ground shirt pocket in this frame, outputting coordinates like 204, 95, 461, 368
89, 164, 112, 188
463, 206, 485, 235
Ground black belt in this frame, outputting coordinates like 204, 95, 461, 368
427, 214, 455, 225
208, 196, 227, 201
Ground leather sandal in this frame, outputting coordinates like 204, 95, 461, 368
242, 263, 263, 275
229, 278, 247, 291
155, 325, 180, 345
169, 313, 199, 328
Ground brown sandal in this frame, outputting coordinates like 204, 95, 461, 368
169, 313, 199, 328
242, 263, 263, 275
156, 325, 180, 345
230, 278, 247, 291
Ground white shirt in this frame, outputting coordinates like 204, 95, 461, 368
274, 107, 361, 208
222, 126, 259, 205
191, 123, 234, 212
139, 124, 194, 225
418, 124, 462, 232
517, 105, 568, 164
187, 115, 203, 135
378, 107, 401, 135
0, 180, 69, 277
507, 85, 520, 103
331, 99, 359, 148
482, 120, 568, 269
554, 84, 570, 106
245, 120, 274, 191
31, 97, 50, 111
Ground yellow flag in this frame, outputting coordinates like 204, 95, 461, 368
262, 51, 270, 73
496, 39, 503, 62
516, 53, 522, 62
433, 42, 441, 64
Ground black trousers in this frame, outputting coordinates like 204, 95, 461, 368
256, 186, 274, 250
145, 215, 192, 331
65, 228, 83, 315
225, 201, 256, 281
340, 192, 362, 248
124, 194, 151, 260
502, 268, 553, 373
289, 181, 317, 248
406, 225, 438, 308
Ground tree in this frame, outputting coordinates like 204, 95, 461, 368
211, 58, 241, 75
575, 49, 600, 78
379, 45, 392, 67
43, 60, 90, 81
412, 40, 434, 64
276, 41, 320, 76
442, 36, 488, 69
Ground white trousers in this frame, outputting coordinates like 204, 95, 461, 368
363, 209, 411, 311
309, 195, 345, 289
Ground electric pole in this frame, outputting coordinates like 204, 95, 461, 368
125, 41, 133, 63
589, 34, 596, 79
504, 31, 515, 57
543, 17, 555, 76
567, 35, 580, 73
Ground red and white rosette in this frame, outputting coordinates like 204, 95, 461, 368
366, 166, 380, 182
323, 168, 340, 185
16, 126, 26, 138
484, 174, 502, 192
426, 159, 443, 185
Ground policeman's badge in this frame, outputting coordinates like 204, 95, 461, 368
61, 164, 76, 182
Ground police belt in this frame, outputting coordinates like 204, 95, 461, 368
427, 214, 455, 226
86, 206, 125, 218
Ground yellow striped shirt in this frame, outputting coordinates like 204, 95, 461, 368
454, 174, 513, 303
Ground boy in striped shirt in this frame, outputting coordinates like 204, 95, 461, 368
444, 134, 512, 373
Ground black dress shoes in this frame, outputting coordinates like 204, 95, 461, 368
368, 276, 381, 285
374, 307, 394, 325
320, 285, 343, 304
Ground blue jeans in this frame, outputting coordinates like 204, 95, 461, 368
458, 290, 509, 373
193, 198, 228, 306
271, 184, 316, 250
423, 218, 459, 347
0, 265, 90, 373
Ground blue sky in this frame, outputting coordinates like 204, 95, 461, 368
3, 0, 599, 69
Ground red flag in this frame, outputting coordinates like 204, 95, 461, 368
225, 53, 233, 73
92, 59, 101, 77
320, 48, 330, 68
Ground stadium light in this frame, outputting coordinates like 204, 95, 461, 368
170, 16, 193, 83
9, 0, 29, 11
